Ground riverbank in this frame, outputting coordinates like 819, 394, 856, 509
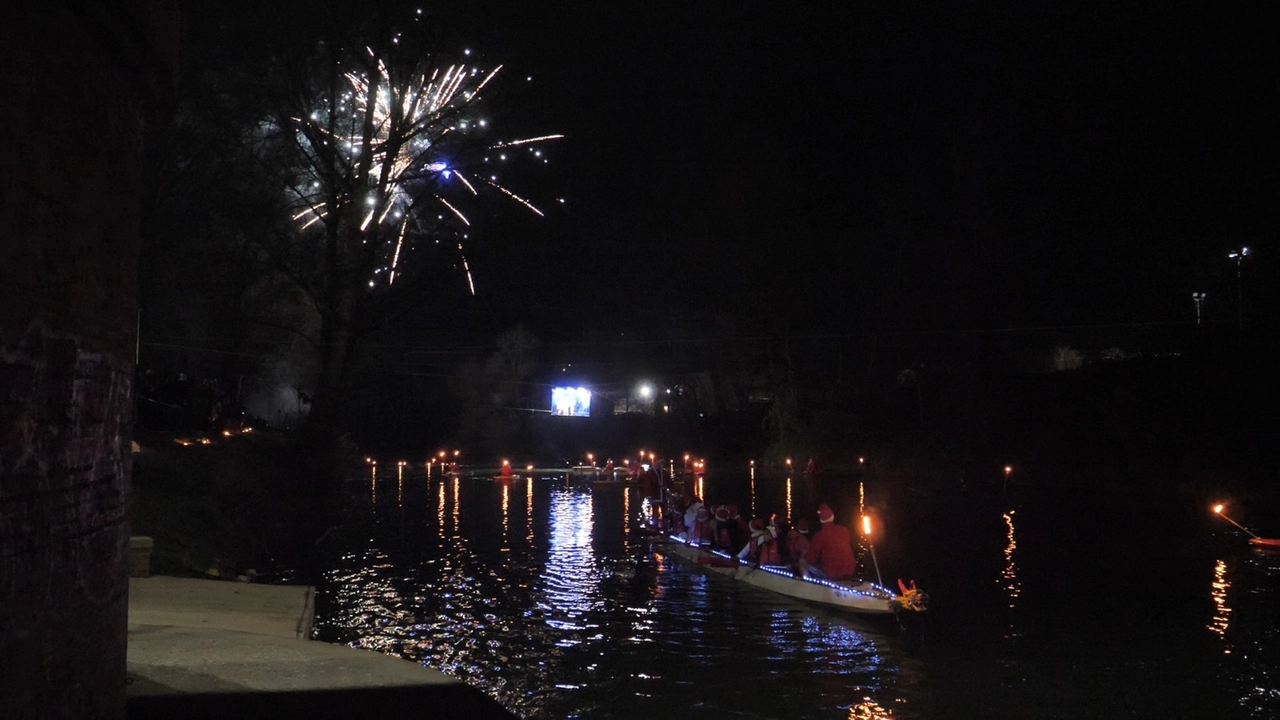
126, 575, 513, 718
125, 431, 518, 717
128, 428, 329, 582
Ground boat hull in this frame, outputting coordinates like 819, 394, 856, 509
1250, 537, 1280, 549
655, 535, 901, 615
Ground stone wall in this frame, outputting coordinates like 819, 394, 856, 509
0, 3, 178, 718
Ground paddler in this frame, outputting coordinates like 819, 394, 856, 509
738, 518, 770, 563
683, 494, 705, 535
711, 505, 732, 549
739, 517, 782, 566
724, 505, 747, 552
802, 504, 857, 580
785, 517, 812, 570
690, 505, 712, 545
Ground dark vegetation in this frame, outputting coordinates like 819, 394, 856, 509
129, 428, 337, 581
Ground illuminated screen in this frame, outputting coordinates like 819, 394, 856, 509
551, 387, 592, 417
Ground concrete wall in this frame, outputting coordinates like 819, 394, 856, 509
0, 3, 178, 717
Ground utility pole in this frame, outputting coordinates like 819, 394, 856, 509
1228, 246, 1251, 331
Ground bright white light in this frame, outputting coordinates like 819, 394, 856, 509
638, 384, 653, 399
552, 387, 592, 417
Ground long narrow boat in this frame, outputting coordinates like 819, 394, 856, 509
654, 534, 924, 616
1250, 537, 1280, 550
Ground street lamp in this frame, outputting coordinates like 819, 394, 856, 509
1192, 292, 1205, 326
1228, 246, 1250, 330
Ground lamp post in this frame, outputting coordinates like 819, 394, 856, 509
1192, 292, 1205, 326
1228, 246, 1250, 331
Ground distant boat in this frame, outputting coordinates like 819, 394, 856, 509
1250, 537, 1280, 550
592, 467, 639, 484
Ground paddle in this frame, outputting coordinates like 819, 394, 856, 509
1212, 503, 1261, 540
861, 514, 884, 588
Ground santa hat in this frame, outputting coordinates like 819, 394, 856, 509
818, 504, 835, 523
714, 506, 729, 520
749, 517, 765, 532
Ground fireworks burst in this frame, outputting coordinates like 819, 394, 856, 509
281, 30, 562, 293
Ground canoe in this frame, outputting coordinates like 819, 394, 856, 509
1249, 537, 1280, 549
654, 534, 922, 615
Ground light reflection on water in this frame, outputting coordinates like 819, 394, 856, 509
1208, 558, 1231, 650
501, 482, 509, 547
999, 510, 1022, 641
313, 467, 1280, 719
543, 488, 601, 634
316, 469, 907, 718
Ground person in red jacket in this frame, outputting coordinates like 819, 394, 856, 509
803, 504, 857, 580
785, 517, 812, 569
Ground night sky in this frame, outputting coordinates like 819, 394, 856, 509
193, 3, 1273, 365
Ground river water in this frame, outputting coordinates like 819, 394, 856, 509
311, 464, 1278, 719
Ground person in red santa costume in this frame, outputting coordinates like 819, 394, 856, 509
802, 503, 857, 580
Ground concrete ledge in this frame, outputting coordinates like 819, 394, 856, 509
128, 625, 461, 693
129, 576, 314, 638
129, 536, 154, 578
128, 683, 513, 719
126, 576, 514, 718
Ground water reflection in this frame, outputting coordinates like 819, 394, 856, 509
397, 462, 404, 506
502, 482, 510, 549
526, 479, 534, 544
1208, 558, 1231, 652
999, 510, 1023, 645
1001, 511, 1021, 611
541, 488, 602, 634
437, 480, 445, 540
316, 467, 1280, 719
451, 476, 458, 534
848, 697, 894, 719
622, 487, 631, 553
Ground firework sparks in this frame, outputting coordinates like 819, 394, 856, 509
281, 32, 560, 293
